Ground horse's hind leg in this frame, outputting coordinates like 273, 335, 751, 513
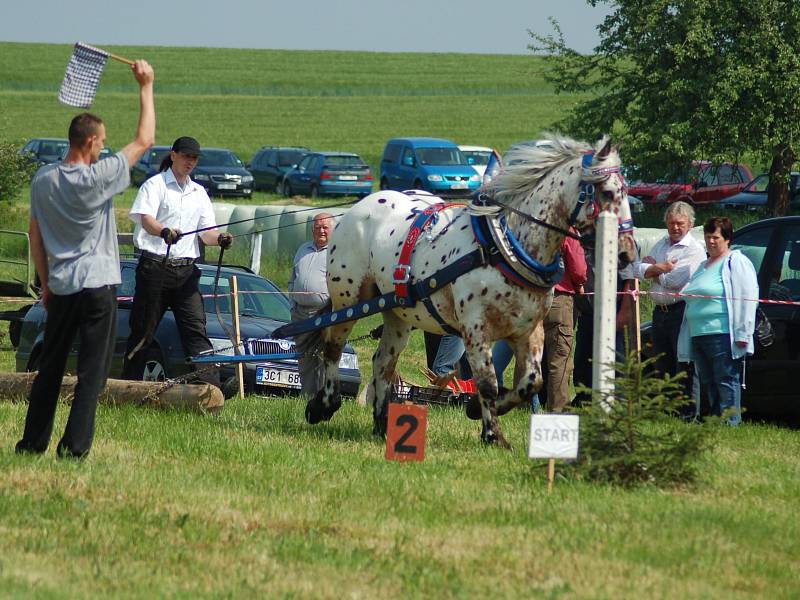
305, 320, 354, 424
371, 312, 412, 436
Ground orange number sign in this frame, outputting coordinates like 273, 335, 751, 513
385, 403, 427, 462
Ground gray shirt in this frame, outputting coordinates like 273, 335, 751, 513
30, 152, 130, 295
288, 241, 329, 310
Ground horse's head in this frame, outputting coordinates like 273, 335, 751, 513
570, 137, 637, 267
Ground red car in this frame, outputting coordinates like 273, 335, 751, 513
628, 161, 753, 206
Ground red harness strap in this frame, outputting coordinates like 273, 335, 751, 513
393, 202, 465, 299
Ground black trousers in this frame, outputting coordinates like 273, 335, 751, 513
16, 286, 117, 458
652, 302, 695, 414
122, 257, 217, 386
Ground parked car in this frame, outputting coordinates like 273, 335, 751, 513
248, 146, 310, 192
19, 138, 69, 167
380, 137, 480, 197
130, 145, 171, 186
58, 145, 113, 162
191, 148, 254, 198
282, 151, 373, 198
720, 172, 800, 211
458, 145, 501, 177
641, 216, 800, 421
628, 161, 753, 206
15, 259, 361, 398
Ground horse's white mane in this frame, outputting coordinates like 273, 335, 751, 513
482, 133, 620, 206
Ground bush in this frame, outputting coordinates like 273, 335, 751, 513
565, 351, 714, 487
0, 141, 36, 203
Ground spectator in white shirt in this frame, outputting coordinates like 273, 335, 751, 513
634, 201, 706, 411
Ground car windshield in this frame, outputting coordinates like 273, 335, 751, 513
199, 273, 292, 321
40, 141, 69, 156
197, 150, 244, 168
279, 151, 307, 167
323, 155, 365, 168
149, 148, 171, 165
417, 147, 466, 166
461, 150, 492, 166
743, 174, 770, 193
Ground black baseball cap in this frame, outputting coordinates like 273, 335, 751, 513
171, 136, 201, 155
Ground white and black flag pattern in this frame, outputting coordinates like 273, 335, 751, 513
58, 42, 109, 108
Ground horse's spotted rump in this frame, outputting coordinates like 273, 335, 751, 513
347, 278, 353, 284
481, 288, 488, 296
331, 276, 341, 282
467, 293, 474, 301
378, 198, 387, 204
389, 229, 395, 236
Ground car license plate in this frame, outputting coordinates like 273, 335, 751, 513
339, 175, 357, 181
217, 183, 237, 190
451, 182, 468, 189
256, 366, 301, 388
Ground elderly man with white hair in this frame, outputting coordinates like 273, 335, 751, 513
634, 201, 706, 412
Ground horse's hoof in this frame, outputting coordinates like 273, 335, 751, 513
465, 394, 482, 420
305, 400, 324, 424
480, 424, 512, 449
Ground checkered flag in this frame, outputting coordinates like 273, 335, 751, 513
58, 42, 110, 108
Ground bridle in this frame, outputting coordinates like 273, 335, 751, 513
476, 150, 635, 244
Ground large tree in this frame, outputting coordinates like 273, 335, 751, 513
531, 0, 800, 215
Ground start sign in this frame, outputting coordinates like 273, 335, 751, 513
528, 414, 580, 460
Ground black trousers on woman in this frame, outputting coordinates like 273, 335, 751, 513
122, 256, 217, 386
16, 286, 117, 458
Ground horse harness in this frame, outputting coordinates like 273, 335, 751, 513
272, 154, 631, 340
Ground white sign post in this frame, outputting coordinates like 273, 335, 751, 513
528, 414, 580, 493
593, 210, 618, 411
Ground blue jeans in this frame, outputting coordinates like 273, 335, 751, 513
492, 339, 541, 412
431, 335, 472, 379
691, 333, 742, 425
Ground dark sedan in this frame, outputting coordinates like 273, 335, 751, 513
282, 151, 373, 198
248, 146, 309, 192
720, 172, 800, 211
19, 138, 69, 167
641, 216, 800, 420
130, 145, 171, 186
15, 260, 361, 398
191, 148, 254, 198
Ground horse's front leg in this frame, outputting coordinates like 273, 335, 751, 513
497, 321, 545, 415
371, 312, 413, 437
463, 338, 510, 449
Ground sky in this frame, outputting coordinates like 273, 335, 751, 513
0, 0, 611, 55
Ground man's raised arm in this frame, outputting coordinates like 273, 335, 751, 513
121, 60, 155, 167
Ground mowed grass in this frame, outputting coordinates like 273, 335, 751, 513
1, 398, 799, 597
1, 42, 799, 597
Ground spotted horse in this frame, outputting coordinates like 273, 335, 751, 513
274, 135, 637, 448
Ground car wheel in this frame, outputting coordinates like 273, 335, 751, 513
284, 182, 293, 197
380, 177, 389, 191
141, 349, 167, 382
310, 184, 319, 198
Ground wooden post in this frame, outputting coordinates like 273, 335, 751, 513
592, 211, 618, 411
547, 458, 555, 494
634, 278, 642, 356
231, 275, 245, 399
250, 231, 263, 274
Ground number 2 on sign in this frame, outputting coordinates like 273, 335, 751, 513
386, 403, 427, 462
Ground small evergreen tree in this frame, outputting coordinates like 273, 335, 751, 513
0, 142, 36, 203
565, 351, 714, 487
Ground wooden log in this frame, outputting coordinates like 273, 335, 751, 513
0, 373, 224, 413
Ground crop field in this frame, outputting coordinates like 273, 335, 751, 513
0, 42, 798, 598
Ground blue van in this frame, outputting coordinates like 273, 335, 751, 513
379, 137, 481, 197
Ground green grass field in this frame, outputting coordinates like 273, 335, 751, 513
0, 42, 797, 598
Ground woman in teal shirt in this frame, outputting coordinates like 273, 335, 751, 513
677, 217, 758, 425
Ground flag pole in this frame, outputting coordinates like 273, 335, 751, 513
108, 52, 134, 66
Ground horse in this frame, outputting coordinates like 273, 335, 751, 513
307, 134, 637, 447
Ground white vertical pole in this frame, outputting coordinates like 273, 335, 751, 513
592, 211, 618, 410
250, 232, 263, 274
